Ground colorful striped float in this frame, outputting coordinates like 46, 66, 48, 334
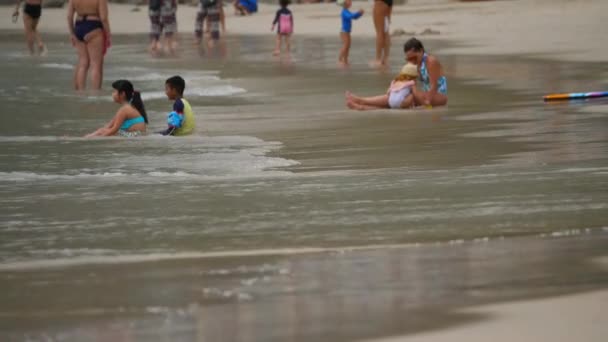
543, 91, 608, 102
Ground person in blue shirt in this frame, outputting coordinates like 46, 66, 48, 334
338, 0, 364, 66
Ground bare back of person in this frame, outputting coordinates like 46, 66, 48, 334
73, 0, 101, 19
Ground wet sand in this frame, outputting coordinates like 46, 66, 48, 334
364, 289, 608, 342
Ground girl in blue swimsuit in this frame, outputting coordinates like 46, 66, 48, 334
85, 80, 149, 137
403, 38, 448, 107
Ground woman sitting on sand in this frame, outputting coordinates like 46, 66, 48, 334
85, 80, 149, 137
403, 37, 448, 107
346, 63, 418, 110
67, 0, 111, 91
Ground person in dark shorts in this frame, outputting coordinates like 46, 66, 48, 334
13, 0, 46, 55
149, 0, 178, 56
195, 0, 225, 51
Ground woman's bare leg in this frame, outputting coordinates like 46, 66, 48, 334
382, 24, 390, 66
73, 40, 89, 90
372, 2, 389, 67
85, 30, 105, 90
22, 14, 35, 55
29, 17, 45, 55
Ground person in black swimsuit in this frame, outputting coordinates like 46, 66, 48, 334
371, 0, 392, 68
13, 0, 46, 55
67, 0, 111, 91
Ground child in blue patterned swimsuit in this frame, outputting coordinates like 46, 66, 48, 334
338, 0, 364, 66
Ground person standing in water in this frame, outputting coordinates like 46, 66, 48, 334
85, 80, 148, 137
148, 0, 178, 56
271, 0, 293, 56
195, 0, 225, 52
371, 0, 392, 68
403, 38, 448, 107
13, 0, 47, 56
67, 0, 111, 91
337, 0, 364, 66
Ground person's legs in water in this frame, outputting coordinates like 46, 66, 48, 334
371, 1, 390, 67
194, 9, 206, 46
73, 39, 89, 90
22, 11, 36, 55
149, 10, 162, 55
85, 30, 105, 90
273, 34, 281, 56
339, 32, 351, 65
285, 34, 291, 56
31, 17, 46, 55
382, 16, 390, 66
160, 1, 178, 56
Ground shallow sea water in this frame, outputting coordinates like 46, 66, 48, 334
0, 32, 607, 341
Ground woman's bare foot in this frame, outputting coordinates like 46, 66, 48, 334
272, 49, 280, 56
38, 44, 47, 56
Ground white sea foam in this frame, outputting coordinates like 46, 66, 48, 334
126, 72, 221, 82
0, 166, 296, 183
0, 244, 426, 271
141, 85, 246, 100
39, 63, 73, 70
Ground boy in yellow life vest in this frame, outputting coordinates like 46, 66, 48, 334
159, 75, 195, 136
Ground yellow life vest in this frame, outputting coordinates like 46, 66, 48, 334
174, 98, 195, 136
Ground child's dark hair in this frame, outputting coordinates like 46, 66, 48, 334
403, 37, 425, 53
112, 80, 148, 124
279, 0, 290, 8
165, 75, 185, 96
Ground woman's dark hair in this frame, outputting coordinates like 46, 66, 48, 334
165, 75, 185, 96
112, 80, 148, 124
279, 0, 290, 7
403, 37, 424, 53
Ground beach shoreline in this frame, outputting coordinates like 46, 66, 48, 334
362, 288, 608, 342
1, 0, 607, 62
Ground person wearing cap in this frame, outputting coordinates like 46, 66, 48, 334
346, 63, 418, 110
337, 0, 364, 66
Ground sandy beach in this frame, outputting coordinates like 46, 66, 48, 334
1, 0, 608, 62
364, 289, 608, 342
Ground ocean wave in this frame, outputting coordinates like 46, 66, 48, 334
127, 72, 221, 82
141, 85, 246, 100
0, 166, 297, 183
39, 63, 73, 70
